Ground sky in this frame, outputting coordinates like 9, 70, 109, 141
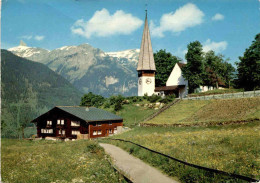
2, 0, 260, 64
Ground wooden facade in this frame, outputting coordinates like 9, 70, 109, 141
31, 107, 123, 139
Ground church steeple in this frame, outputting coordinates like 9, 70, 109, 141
137, 10, 156, 96
137, 10, 156, 71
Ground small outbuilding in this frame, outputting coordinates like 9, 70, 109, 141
31, 106, 123, 139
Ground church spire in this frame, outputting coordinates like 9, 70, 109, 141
137, 10, 156, 71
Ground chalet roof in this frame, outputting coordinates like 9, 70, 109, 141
58, 106, 123, 122
137, 11, 156, 71
31, 106, 123, 123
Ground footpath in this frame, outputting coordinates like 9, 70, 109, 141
100, 143, 178, 183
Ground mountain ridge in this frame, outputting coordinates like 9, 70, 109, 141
8, 43, 140, 97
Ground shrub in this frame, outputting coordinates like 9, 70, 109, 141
85, 142, 103, 154
143, 93, 149, 100
108, 96, 117, 105
80, 92, 105, 107
148, 94, 161, 103
114, 102, 123, 111
159, 94, 175, 104
104, 101, 110, 108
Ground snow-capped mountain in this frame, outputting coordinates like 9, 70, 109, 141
8, 45, 50, 62
8, 42, 139, 97
106, 49, 140, 63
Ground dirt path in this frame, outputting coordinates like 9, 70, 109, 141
100, 143, 178, 183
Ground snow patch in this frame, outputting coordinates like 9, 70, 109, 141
106, 49, 140, 62
57, 46, 76, 51
105, 76, 119, 87
8, 45, 30, 51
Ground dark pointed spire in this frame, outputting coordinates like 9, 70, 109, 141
137, 10, 156, 71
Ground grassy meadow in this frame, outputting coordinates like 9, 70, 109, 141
188, 88, 244, 97
104, 102, 156, 127
103, 122, 260, 182
143, 97, 260, 126
1, 139, 127, 183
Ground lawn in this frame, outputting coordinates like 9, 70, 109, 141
143, 97, 260, 126
1, 139, 127, 183
104, 103, 155, 127
103, 122, 260, 182
188, 88, 244, 97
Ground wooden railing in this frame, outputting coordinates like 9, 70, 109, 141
142, 99, 181, 123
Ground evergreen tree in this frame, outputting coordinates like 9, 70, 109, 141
182, 41, 204, 93
154, 49, 181, 86
236, 33, 260, 90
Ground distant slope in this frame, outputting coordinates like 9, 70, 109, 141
9, 44, 139, 97
142, 98, 260, 126
1, 50, 82, 137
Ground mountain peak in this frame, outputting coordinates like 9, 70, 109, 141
20, 40, 27, 46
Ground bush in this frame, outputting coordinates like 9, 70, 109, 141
103, 101, 110, 108
85, 142, 103, 154
159, 94, 175, 104
143, 93, 149, 100
80, 92, 105, 107
109, 95, 125, 105
147, 94, 161, 103
114, 102, 123, 111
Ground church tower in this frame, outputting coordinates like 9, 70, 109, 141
137, 10, 156, 96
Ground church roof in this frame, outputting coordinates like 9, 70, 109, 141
177, 63, 186, 69
137, 11, 156, 71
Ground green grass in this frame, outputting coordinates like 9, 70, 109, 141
102, 122, 260, 182
188, 88, 244, 97
1, 139, 127, 183
144, 97, 260, 125
104, 104, 155, 127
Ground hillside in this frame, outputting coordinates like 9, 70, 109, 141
1, 50, 82, 137
103, 97, 260, 182
9, 43, 139, 97
142, 97, 260, 126
106, 122, 260, 182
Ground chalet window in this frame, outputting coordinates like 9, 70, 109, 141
47, 120, 52, 125
109, 122, 112, 125
41, 129, 53, 134
93, 130, 97, 135
58, 130, 65, 135
97, 122, 102, 126
114, 127, 117, 134
98, 130, 102, 135
72, 130, 80, 135
57, 119, 65, 125
109, 129, 113, 134
71, 121, 80, 126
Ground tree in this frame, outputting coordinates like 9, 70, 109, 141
204, 51, 235, 88
236, 33, 260, 90
182, 41, 204, 93
154, 49, 181, 86
80, 92, 105, 107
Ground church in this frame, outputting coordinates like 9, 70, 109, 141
137, 11, 188, 98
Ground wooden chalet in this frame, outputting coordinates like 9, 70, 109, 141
31, 106, 123, 139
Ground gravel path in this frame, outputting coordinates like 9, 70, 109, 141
100, 143, 178, 183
